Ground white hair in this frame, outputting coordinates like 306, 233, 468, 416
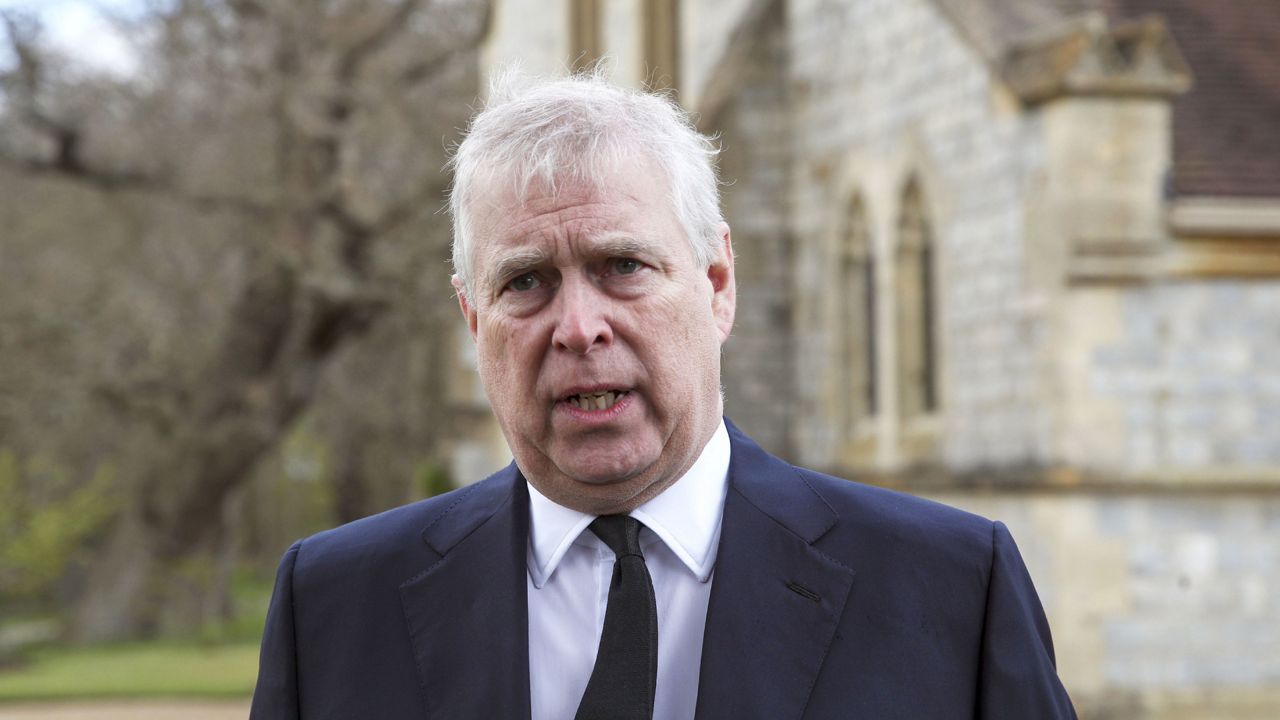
447, 68, 724, 298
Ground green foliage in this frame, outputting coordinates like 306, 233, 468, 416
414, 459, 454, 499
0, 566, 268, 701
194, 572, 273, 646
0, 449, 119, 601
280, 421, 332, 489
0, 641, 259, 702
263, 420, 335, 533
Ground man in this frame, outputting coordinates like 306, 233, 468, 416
251, 72, 1077, 719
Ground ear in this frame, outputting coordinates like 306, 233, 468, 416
707, 222, 736, 344
452, 275, 479, 340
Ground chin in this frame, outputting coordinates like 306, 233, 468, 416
552, 439, 654, 480
563, 463, 644, 487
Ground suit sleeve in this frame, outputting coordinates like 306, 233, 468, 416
976, 522, 1078, 719
250, 542, 302, 720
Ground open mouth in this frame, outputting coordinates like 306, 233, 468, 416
564, 390, 629, 411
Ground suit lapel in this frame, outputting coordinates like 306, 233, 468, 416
400, 466, 532, 720
695, 424, 856, 720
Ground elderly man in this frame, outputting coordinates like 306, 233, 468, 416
251, 73, 1077, 719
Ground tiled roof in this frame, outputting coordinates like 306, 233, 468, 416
929, 0, 1078, 59
1096, 0, 1280, 198
931, 0, 1280, 199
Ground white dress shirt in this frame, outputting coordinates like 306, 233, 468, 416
526, 420, 731, 720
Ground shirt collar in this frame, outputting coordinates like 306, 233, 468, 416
526, 419, 731, 588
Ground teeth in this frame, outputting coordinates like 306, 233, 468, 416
570, 390, 624, 411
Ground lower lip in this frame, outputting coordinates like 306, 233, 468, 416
557, 392, 634, 423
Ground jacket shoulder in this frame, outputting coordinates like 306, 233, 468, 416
793, 466, 996, 566
724, 418, 995, 563
291, 464, 519, 583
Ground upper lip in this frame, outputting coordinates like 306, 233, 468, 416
557, 384, 630, 401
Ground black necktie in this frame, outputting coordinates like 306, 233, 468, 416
575, 515, 658, 720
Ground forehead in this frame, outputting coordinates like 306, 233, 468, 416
469, 163, 684, 268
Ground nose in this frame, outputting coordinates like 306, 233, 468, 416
551, 276, 612, 355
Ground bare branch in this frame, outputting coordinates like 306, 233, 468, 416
86, 0, 155, 56
398, 1, 491, 86
316, 195, 368, 234
369, 173, 447, 237
92, 378, 183, 437
3, 151, 149, 189
226, 0, 271, 21
398, 48, 456, 86
1, 9, 272, 217
2, 11, 62, 134
299, 275, 392, 354
336, 0, 429, 82
0, 152, 274, 217
315, 160, 446, 257
0, 9, 39, 52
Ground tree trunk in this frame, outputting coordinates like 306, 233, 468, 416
333, 419, 372, 525
71, 511, 160, 642
70, 255, 380, 642
4, 0, 488, 643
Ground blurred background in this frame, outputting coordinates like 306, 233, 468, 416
0, 0, 1276, 718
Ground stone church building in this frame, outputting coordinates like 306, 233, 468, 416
454, 0, 1280, 716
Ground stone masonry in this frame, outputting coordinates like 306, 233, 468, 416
787, 0, 1048, 471
471, 1, 1280, 716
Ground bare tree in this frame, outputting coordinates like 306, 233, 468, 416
0, 0, 488, 641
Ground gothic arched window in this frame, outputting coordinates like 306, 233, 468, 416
895, 179, 939, 418
643, 0, 681, 92
569, 0, 603, 72
570, 1, 680, 93
838, 194, 877, 438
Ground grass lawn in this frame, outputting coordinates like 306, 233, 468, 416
0, 642, 259, 703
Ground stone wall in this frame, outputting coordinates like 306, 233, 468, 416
482, 0, 569, 77
682, 0, 759, 109
471, 4, 1280, 716
931, 490, 1280, 720
773, 2, 1280, 718
786, 0, 1050, 470
1057, 282, 1280, 475
717, 1, 795, 456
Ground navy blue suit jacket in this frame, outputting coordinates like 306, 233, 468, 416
251, 420, 1077, 718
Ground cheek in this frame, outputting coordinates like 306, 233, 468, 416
658, 291, 714, 349
475, 327, 511, 382
477, 320, 541, 388
643, 303, 717, 386
477, 316, 519, 354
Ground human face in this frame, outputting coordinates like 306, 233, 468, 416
454, 163, 735, 515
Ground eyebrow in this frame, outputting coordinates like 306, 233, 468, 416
487, 248, 552, 291
590, 234, 654, 261
484, 234, 661, 292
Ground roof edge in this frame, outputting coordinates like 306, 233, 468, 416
691, 0, 780, 131
1000, 12, 1192, 105
1170, 196, 1280, 237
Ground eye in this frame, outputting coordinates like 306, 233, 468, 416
506, 273, 541, 292
611, 258, 642, 275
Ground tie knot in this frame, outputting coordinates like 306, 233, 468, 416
589, 515, 645, 559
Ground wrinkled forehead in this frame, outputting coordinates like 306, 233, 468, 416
465, 153, 677, 244
468, 163, 688, 289
471, 169, 608, 228
470, 146, 670, 207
